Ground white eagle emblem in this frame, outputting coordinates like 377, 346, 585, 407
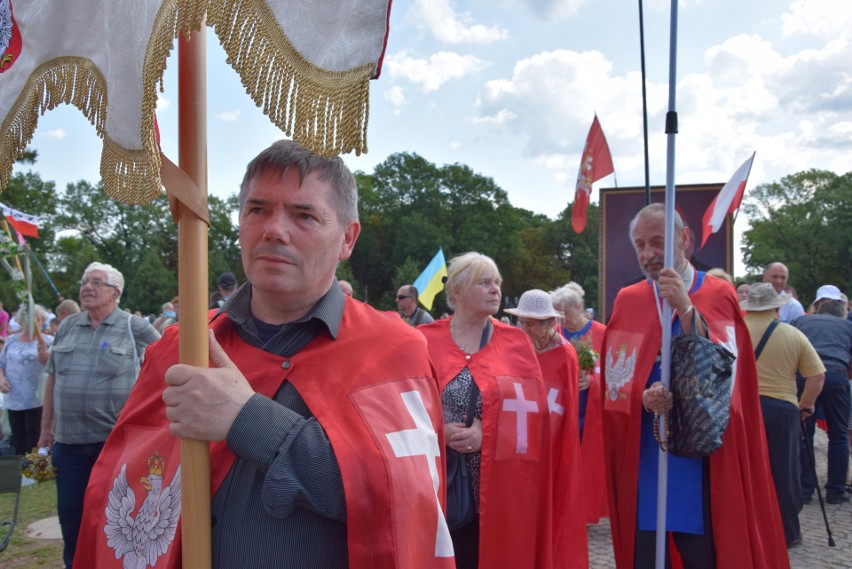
104, 451, 181, 569
605, 344, 637, 401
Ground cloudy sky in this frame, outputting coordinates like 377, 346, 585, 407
22, 0, 852, 244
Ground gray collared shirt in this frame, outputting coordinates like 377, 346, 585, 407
211, 281, 350, 568
46, 307, 160, 444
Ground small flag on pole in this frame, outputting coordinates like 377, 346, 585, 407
699, 152, 755, 249
571, 115, 614, 233
0, 202, 40, 238
413, 247, 448, 311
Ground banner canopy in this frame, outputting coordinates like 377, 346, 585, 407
0, 0, 391, 204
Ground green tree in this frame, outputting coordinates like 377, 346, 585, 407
741, 169, 852, 304
0, 150, 60, 309
207, 194, 243, 291
350, 153, 547, 311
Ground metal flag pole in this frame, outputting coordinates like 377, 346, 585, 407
26, 247, 62, 300
656, 0, 680, 567
638, 0, 651, 205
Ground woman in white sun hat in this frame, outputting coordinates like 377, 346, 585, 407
505, 289, 587, 568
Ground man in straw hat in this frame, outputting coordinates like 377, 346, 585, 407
601, 203, 788, 568
795, 284, 852, 505
742, 282, 825, 546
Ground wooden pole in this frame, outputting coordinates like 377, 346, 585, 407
177, 24, 211, 569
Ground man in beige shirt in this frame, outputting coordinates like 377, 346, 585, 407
742, 283, 825, 548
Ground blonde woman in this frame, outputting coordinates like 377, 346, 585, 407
418, 252, 552, 569
0, 304, 53, 455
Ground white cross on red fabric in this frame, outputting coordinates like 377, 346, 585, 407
502, 382, 540, 454
547, 387, 565, 416
385, 390, 454, 558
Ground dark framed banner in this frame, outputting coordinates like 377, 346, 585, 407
599, 183, 733, 322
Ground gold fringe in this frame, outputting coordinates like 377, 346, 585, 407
0, 0, 376, 202
207, 0, 374, 157
0, 1, 206, 205
0, 56, 108, 195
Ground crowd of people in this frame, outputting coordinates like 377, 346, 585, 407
1, 140, 849, 569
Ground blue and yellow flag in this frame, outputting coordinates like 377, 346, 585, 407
412, 247, 447, 311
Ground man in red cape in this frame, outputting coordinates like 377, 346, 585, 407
74, 141, 454, 569
602, 203, 788, 568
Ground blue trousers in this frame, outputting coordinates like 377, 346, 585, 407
799, 371, 850, 497
53, 441, 105, 569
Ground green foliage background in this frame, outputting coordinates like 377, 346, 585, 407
1, 150, 848, 317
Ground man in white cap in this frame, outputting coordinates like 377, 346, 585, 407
741, 283, 825, 546
795, 284, 852, 504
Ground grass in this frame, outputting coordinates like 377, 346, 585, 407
0, 478, 64, 568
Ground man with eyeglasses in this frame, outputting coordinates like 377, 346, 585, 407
38, 262, 160, 569
396, 284, 434, 327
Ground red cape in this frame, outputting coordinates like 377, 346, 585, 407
419, 318, 554, 569
537, 342, 588, 569
75, 299, 455, 569
576, 320, 608, 524
602, 274, 789, 568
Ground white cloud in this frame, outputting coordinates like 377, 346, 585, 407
384, 86, 406, 115
495, 0, 592, 20
476, 49, 627, 155
409, 0, 509, 44
156, 95, 170, 112
385, 51, 488, 93
473, 108, 517, 125
215, 109, 241, 122
782, 0, 852, 40
46, 129, 67, 140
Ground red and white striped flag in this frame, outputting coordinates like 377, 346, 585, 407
0, 202, 40, 238
571, 115, 614, 233
699, 152, 755, 249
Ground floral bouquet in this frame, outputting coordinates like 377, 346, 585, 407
571, 338, 598, 374
21, 447, 57, 483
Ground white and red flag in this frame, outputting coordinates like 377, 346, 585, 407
0, 202, 39, 238
571, 115, 614, 233
699, 152, 755, 249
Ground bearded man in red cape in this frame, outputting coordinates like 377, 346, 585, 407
74, 141, 454, 569
601, 203, 789, 568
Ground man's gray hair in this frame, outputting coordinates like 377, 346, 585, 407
239, 140, 358, 224
628, 203, 684, 243
84, 262, 124, 295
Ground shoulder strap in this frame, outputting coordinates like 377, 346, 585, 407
463, 320, 492, 427
754, 319, 779, 360
126, 314, 140, 376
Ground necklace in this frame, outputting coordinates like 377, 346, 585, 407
451, 318, 481, 360
533, 331, 556, 352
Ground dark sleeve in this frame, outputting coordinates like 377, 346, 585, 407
227, 393, 347, 522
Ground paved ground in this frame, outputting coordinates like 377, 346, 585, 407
588, 429, 852, 568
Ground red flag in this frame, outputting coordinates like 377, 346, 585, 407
699, 152, 755, 249
0, 202, 39, 238
571, 116, 614, 233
